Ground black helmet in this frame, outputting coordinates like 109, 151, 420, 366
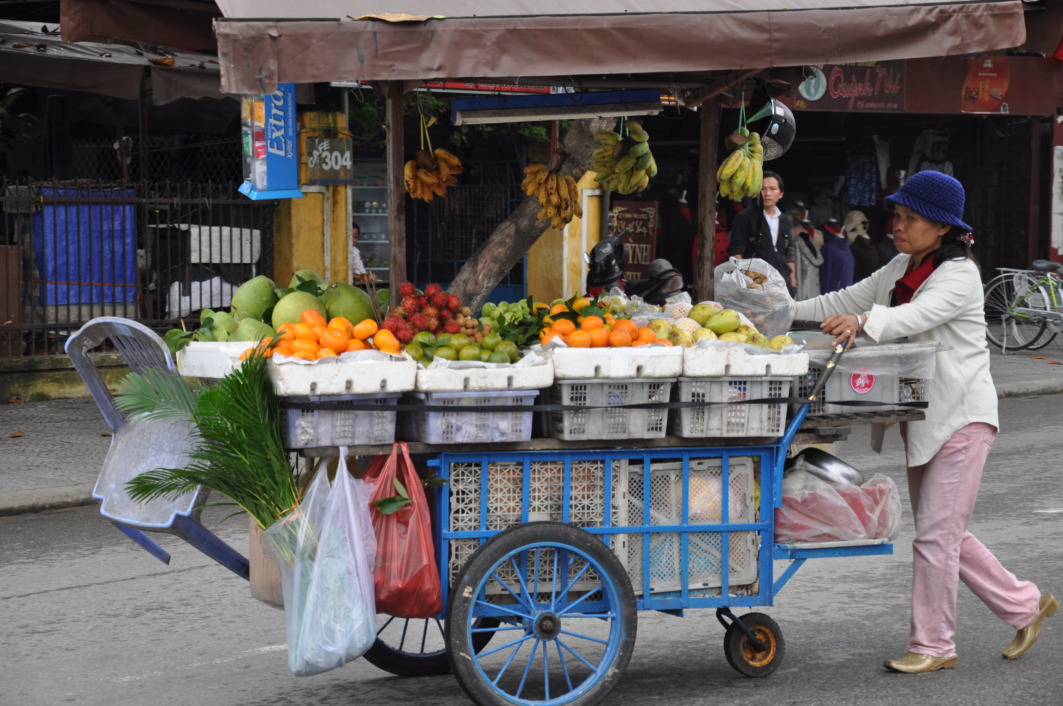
758, 99, 796, 161
585, 233, 628, 285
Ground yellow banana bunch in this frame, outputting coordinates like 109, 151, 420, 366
716, 129, 764, 202
591, 120, 656, 195
404, 148, 463, 202
523, 164, 583, 230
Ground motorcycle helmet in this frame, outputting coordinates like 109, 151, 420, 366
757, 98, 796, 161
585, 233, 627, 286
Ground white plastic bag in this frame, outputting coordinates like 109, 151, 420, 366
713, 257, 796, 338
265, 448, 377, 676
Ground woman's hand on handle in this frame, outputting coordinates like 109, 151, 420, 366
821, 313, 864, 350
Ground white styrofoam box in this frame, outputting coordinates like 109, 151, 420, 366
612, 457, 759, 595
269, 350, 416, 396
281, 393, 399, 449
402, 389, 538, 444
798, 343, 936, 415
671, 377, 792, 438
176, 341, 254, 379
544, 378, 674, 441
414, 357, 554, 392
682, 342, 809, 377
546, 345, 683, 379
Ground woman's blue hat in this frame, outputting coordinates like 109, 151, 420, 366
884, 171, 971, 231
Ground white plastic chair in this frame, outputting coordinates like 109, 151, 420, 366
65, 317, 249, 579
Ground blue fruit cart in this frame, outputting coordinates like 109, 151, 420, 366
357, 345, 910, 705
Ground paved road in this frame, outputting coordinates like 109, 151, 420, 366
2, 396, 1061, 705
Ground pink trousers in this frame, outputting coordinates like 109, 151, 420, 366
906, 422, 1041, 657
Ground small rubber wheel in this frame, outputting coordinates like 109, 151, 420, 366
445, 521, 637, 705
363, 615, 499, 677
723, 612, 785, 678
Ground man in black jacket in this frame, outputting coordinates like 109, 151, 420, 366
727, 171, 796, 294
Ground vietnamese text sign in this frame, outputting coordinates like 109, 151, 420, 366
795, 62, 905, 112
610, 201, 658, 282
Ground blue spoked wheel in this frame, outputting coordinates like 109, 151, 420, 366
445, 522, 637, 706
364, 615, 499, 677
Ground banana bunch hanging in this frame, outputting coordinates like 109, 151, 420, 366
403, 148, 463, 202
716, 128, 764, 202
590, 119, 658, 195
522, 164, 583, 230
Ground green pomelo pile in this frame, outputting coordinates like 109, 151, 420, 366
230, 317, 276, 342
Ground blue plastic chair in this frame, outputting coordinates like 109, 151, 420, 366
65, 317, 249, 580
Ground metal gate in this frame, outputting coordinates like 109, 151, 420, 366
0, 180, 274, 357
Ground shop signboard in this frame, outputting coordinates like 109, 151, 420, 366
793, 62, 905, 112
303, 131, 355, 185
610, 201, 658, 282
238, 83, 304, 200
961, 56, 1010, 114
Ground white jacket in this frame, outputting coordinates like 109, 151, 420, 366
794, 254, 998, 467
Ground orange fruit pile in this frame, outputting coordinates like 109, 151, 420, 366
240, 308, 394, 361
538, 312, 668, 348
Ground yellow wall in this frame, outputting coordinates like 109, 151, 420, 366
526, 171, 603, 302
271, 111, 351, 288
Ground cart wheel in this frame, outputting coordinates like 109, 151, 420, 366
723, 612, 785, 678
363, 615, 499, 677
445, 522, 637, 706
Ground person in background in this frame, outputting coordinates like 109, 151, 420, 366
792, 216, 823, 300
844, 209, 880, 282
727, 171, 796, 293
793, 171, 1056, 675
818, 217, 854, 293
349, 221, 377, 284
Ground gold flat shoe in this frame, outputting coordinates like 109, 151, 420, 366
1003, 592, 1059, 660
884, 652, 957, 673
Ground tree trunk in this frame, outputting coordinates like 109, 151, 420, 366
448, 116, 616, 310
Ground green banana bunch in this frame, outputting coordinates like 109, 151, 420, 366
592, 120, 656, 195
716, 128, 765, 202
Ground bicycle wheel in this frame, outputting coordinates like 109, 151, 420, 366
445, 522, 637, 706
984, 275, 1048, 351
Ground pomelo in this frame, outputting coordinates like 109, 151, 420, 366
321, 283, 374, 325
287, 269, 325, 293
229, 317, 276, 343
230, 275, 278, 319
272, 291, 328, 328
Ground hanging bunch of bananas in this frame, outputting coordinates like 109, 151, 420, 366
716, 128, 764, 202
590, 119, 658, 195
403, 147, 463, 203
522, 164, 583, 230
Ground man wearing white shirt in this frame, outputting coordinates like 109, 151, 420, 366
727, 171, 796, 293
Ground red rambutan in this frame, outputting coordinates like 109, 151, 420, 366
396, 327, 415, 344
381, 317, 402, 332
422, 305, 440, 319
400, 295, 420, 313
447, 294, 461, 311
426, 317, 441, 333
443, 320, 461, 334
397, 281, 416, 297
430, 291, 449, 309
425, 283, 443, 297
408, 313, 429, 331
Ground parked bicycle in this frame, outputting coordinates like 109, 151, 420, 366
983, 260, 1063, 351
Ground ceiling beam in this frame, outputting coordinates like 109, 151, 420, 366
680, 69, 763, 109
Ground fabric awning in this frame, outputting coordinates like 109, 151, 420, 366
0, 20, 223, 104
212, 0, 1028, 95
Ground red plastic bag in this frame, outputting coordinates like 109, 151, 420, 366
365, 442, 442, 618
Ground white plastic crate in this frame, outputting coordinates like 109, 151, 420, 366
402, 389, 537, 444
797, 343, 935, 415
543, 378, 674, 441
176, 341, 254, 378
612, 457, 759, 596
446, 459, 607, 589
269, 351, 416, 396
546, 345, 683, 379
671, 377, 792, 438
280, 392, 399, 449
681, 343, 808, 377
414, 357, 554, 392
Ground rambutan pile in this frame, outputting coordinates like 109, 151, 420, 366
386, 281, 482, 342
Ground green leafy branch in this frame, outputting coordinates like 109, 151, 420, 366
371, 475, 447, 515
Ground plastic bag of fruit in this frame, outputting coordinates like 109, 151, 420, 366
713, 257, 795, 338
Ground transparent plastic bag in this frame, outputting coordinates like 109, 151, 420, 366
265, 447, 377, 676
774, 470, 901, 544
713, 257, 796, 338
366, 442, 443, 618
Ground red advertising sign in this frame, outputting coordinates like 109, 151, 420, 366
794, 62, 905, 112
961, 56, 1010, 114
610, 202, 658, 282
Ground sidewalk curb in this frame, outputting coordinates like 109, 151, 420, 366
995, 381, 1063, 399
